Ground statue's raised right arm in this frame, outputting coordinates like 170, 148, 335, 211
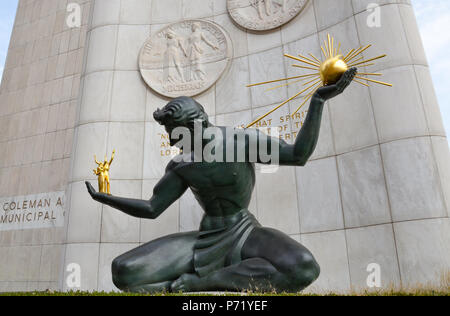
85, 68, 356, 219
250, 67, 357, 167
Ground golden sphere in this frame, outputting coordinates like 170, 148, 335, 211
320, 56, 348, 86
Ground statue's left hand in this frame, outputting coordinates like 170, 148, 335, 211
86, 181, 102, 201
315, 67, 357, 101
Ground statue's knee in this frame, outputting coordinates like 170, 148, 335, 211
302, 253, 320, 283
111, 257, 132, 290
289, 252, 320, 288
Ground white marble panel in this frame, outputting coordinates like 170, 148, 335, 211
370, 66, 428, 143
301, 230, 351, 293
249, 47, 287, 108
39, 244, 63, 282
213, 0, 227, 15
85, 26, 118, 74
79, 71, 114, 124
110, 71, 147, 121
346, 224, 401, 291
106, 122, 145, 179
66, 181, 102, 243
352, 0, 406, 14
398, 4, 428, 66
115, 25, 151, 71
63, 243, 99, 292
214, 13, 248, 58
394, 218, 450, 287
151, 0, 183, 24
256, 166, 300, 235
247, 29, 282, 55
91, 0, 121, 28
414, 65, 446, 136
297, 157, 344, 233
337, 146, 391, 228
381, 137, 446, 222
98, 243, 139, 292
120, 0, 153, 24
182, 0, 214, 19
354, 4, 412, 72
281, 0, 317, 44
314, 0, 354, 31
216, 56, 251, 115
101, 180, 142, 243
431, 137, 450, 217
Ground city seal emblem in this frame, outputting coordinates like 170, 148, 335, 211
227, 0, 309, 31
139, 20, 233, 98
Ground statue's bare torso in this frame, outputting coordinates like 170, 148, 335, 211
171, 159, 255, 219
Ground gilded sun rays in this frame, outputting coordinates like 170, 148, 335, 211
246, 34, 392, 128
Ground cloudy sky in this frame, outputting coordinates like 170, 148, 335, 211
0, 1, 449, 141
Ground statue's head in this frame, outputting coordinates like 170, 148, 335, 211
153, 96, 209, 147
166, 30, 176, 39
192, 22, 201, 32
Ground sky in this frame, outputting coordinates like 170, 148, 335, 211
0, 1, 448, 141
412, 0, 450, 142
0, 0, 18, 80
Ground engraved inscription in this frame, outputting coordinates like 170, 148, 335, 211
155, 110, 309, 159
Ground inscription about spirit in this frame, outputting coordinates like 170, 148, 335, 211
158, 111, 308, 157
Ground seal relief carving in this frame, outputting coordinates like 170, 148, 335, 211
139, 20, 233, 98
227, 0, 308, 31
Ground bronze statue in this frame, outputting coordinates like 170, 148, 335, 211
86, 68, 357, 293
93, 150, 115, 195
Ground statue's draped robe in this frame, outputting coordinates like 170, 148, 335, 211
194, 209, 260, 277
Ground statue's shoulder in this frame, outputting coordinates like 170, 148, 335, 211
165, 153, 194, 173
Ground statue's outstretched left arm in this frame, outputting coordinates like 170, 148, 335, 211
85, 162, 187, 219
277, 68, 357, 166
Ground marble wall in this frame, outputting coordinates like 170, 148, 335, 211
0, 0, 91, 292
0, 0, 449, 293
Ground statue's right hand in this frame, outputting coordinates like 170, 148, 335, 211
315, 67, 357, 101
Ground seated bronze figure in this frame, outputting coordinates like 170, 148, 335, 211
86, 68, 357, 293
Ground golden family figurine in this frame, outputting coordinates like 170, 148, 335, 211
93, 150, 115, 195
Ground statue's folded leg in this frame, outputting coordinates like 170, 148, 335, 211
172, 227, 320, 293
111, 231, 198, 293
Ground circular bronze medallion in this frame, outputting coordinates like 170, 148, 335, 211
139, 20, 233, 98
227, 0, 308, 31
